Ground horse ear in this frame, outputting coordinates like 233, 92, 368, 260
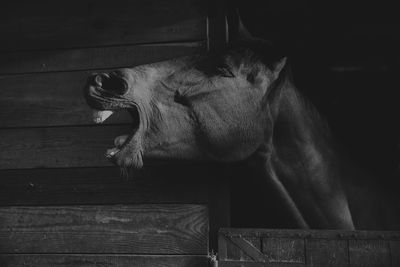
271, 57, 287, 80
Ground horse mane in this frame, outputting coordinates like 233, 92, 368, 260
195, 39, 285, 77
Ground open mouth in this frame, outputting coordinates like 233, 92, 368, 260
91, 106, 141, 164
86, 70, 145, 168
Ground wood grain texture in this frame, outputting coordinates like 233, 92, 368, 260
0, 166, 213, 205
0, 204, 208, 254
0, 42, 205, 74
390, 241, 400, 267
225, 236, 261, 261
218, 228, 400, 240
219, 228, 400, 266
0, 0, 206, 51
0, 70, 131, 128
262, 238, 305, 264
0, 125, 130, 169
349, 239, 391, 267
218, 262, 304, 267
0, 41, 204, 128
0, 254, 208, 267
206, 0, 228, 51
0, 124, 240, 171
306, 239, 348, 267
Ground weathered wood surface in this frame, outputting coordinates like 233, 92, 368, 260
306, 239, 347, 267
262, 238, 304, 264
0, 205, 208, 254
0, 127, 252, 171
0, 57, 388, 130
0, 71, 130, 128
206, 0, 228, 51
0, 125, 130, 169
0, 44, 204, 128
218, 228, 400, 266
0, 254, 208, 267
0, 42, 205, 74
0, 0, 206, 51
349, 239, 391, 267
0, 166, 212, 205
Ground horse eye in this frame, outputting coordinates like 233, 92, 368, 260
174, 91, 189, 106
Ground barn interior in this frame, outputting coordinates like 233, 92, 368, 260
0, 0, 399, 266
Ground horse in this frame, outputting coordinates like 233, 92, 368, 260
84, 35, 400, 230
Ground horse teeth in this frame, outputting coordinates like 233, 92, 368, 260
93, 110, 113, 123
106, 148, 119, 157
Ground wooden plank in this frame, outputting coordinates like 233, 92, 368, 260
0, 204, 208, 254
0, 125, 130, 169
349, 239, 391, 267
390, 241, 400, 267
218, 262, 265, 267
0, 166, 212, 205
218, 229, 400, 266
262, 238, 305, 264
0, 124, 242, 171
220, 235, 262, 262
218, 228, 400, 240
306, 239, 348, 267
0, 42, 205, 74
0, 0, 206, 51
0, 70, 131, 128
0, 254, 207, 267
225, 236, 266, 262
0, 42, 194, 128
208, 171, 231, 252
206, 0, 228, 51
218, 262, 304, 267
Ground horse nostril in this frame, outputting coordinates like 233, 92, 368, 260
94, 74, 103, 87
101, 73, 128, 95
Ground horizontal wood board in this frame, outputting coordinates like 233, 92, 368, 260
0, 42, 205, 74
218, 228, 400, 266
0, 42, 205, 128
0, 0, 206, 51
0, 204, 208, 254
0, 254, 208, 267
0, 166, 215, 205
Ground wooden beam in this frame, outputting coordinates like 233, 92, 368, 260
0, 42, 205, 74
0, 205, 208, 254
0, 255, 208, 267
0, 0, 206, 51
0, 166, 211, 205
0, 125, 130, 169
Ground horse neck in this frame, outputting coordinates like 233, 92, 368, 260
261, 81, 354, 229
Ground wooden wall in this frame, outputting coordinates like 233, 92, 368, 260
219, 228, 400, 266
0, 1, 230, 266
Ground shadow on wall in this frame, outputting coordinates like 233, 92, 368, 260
230, 0, 400, 228
233, 0, 400, 189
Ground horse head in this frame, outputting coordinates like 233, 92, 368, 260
84, 36, 358, 230
84, 40, 287, 169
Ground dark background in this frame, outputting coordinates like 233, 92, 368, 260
231, 0, 400, 228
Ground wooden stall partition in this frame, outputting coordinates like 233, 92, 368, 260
0, 0, 231, 266
218, 228, 400, 266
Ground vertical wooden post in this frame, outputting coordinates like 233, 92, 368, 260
208, 165, 231, 254
207, 0, 229, 52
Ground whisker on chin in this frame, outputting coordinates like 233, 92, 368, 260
119, 165, 134, 180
